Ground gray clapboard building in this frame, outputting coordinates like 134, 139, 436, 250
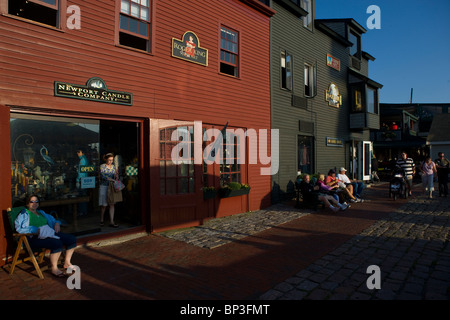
268, 0, 383, 201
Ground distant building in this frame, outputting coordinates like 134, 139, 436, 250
269, 0, 382, 201
372, 103, 450, 179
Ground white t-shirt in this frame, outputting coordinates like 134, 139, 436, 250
337, 173, 351, 184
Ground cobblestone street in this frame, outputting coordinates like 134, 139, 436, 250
260, 193, 450, 300
1, 183, 449, 300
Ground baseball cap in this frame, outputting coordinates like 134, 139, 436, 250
339, 167, 347, 172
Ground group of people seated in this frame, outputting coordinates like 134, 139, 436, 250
298, 167, 365, 213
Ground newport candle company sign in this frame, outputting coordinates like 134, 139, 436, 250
54, 77, 133, 106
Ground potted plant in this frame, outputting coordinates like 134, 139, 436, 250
202, 186, 217, 200
218, 182, 251, 198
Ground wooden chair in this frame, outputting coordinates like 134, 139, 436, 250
6, 207, 47, 279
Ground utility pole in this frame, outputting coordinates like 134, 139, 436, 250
410, 88, 413, 104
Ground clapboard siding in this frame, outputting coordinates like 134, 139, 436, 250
0, 0, 273, 238
271, 1, 354, 194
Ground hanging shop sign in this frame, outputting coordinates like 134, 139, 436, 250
54, 77, 133, 106
172, 31, 208, 66
325, 83, 342, 108
326, 54, 340, 71
326, 137, 344, 147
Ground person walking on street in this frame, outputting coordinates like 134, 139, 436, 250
420, 156, 437, 199
396, 152, 415, 196
435, 152, 449, 197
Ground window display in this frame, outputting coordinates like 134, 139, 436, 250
10, 114, 141, 236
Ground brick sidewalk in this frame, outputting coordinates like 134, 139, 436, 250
0, 183, 424, 300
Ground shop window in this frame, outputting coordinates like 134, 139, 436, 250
10, 114, 141, 235
281, 50, 292, 90
8, 0, 59, 28
220, 26, 239, 77
220, 132, 241, 186
159, 127, 195, 195
119, 0, 151, 52
298, 135, 314, 175
304, 63, 316, 97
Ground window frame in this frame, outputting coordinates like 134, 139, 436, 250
219, 25, 239, 77
159, 126, 195, 195
28, 0, 58, 10
366, 86, 378, 114
281, 49, 292, 91
220, 131, 242, 186
117, 0, 152, 52
5, 0, 62, 29
304, 62, 316, 97
301, 0, 313, 30
349, 29, 361, 59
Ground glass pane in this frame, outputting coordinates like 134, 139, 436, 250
160, 160, 165, 177
178, 163, 188, 176
139, 21, 148, 36
160, 179, 165, 195
119, 15, 129, 30
141, 0, 149, 6
166, 179, 176, 195
178, 178, 189, 194
160, 143, 164, 158
166, 160, 176, 177
141, 7, 149, 21
121, 0, 130, 14
41, 0, 57, 5
129, 17, 139, 34
131, 0, 139, 3
131, 3, 139, 18
189, 177, 194, 193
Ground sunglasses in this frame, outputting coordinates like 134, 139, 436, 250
29, 200, 39, 203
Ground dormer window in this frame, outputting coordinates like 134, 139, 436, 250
301, 0, 312, 30
349, 30, 361, 59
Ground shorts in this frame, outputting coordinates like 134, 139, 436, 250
29, 233, 77, 254
405, 175, 413, 188
422, 174, 434, 191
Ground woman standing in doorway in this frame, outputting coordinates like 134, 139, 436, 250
99, 153, 119, 227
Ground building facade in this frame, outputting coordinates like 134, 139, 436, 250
0, 0, 275, 265
269, 0, 382, 201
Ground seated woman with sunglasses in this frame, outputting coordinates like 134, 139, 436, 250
15, 195, 77, 277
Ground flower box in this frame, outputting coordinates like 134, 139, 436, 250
203, 189, 217, 200
218, 187, 250, 198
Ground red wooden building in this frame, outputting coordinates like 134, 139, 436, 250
0, 0, 274, 265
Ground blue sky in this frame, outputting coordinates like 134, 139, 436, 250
315, 0, 450, 104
